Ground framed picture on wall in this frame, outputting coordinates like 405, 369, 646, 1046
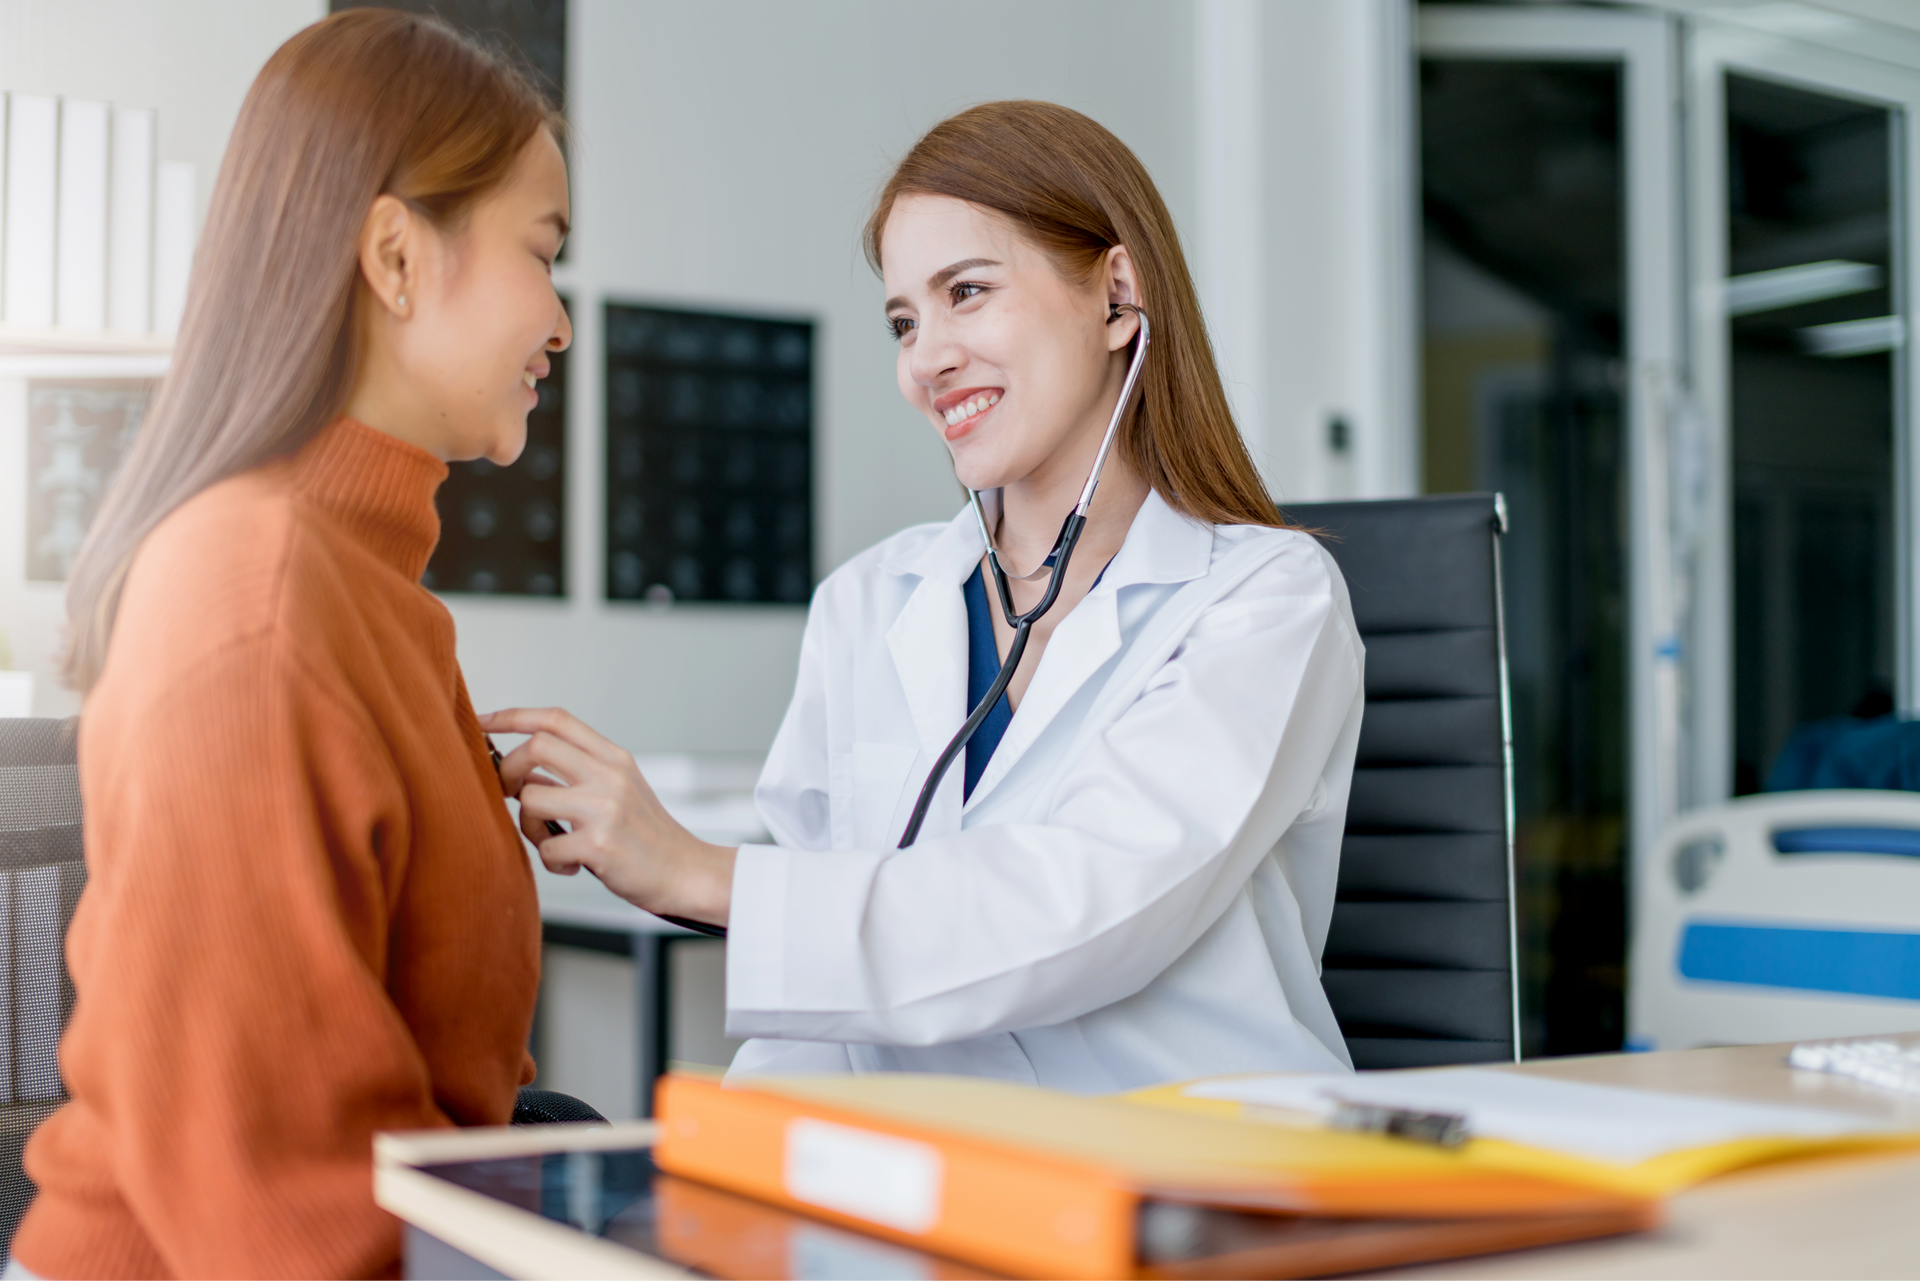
603, 303, 813, 606
25, 380, 154, 583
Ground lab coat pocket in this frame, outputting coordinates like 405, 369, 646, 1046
829, 742, 922, 851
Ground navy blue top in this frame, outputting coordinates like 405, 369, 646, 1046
962, 564, 1014, 801
962, 556, 1113, 800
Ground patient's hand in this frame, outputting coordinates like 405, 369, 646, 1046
479, 707, 735, 929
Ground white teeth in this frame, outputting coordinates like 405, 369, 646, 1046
943, 394, 1001, 426
523, 371, 537, 389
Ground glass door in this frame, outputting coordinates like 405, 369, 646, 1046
1686, 24, 1919, 804
1418, 6, 1680, 1055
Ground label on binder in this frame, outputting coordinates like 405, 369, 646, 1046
784, 1117, 943, 1233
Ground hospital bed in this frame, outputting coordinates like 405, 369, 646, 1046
1631, 788, 1920, 1049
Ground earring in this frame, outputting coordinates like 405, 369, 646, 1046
396, 294, 408, 310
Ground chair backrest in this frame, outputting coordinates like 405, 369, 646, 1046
0, 718, 86, 1254
1284, 495, 1519, 1068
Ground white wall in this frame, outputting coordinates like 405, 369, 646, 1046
447, 0, 1199, 753
1195, 0, 1418, 509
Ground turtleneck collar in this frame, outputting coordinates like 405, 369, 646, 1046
291, 417, 447, 581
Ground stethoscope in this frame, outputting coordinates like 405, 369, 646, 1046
552, 303, 1151, 939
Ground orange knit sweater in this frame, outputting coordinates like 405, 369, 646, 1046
14, 418, 540, 1279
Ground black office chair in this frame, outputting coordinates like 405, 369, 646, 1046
512, 1088, 606, 1125
1284, 494, 1520, 1068
0, 718, 87, 1257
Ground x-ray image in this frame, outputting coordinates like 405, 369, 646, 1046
603, 303, 813, 605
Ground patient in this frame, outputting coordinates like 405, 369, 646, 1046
12, 11, 568, 1278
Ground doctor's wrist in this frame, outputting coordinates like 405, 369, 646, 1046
667, 838, 736, 928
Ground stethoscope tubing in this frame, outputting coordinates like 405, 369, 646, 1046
892, 606, 1037, 850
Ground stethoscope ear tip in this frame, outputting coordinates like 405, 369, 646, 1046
1106, 303, 1150, 345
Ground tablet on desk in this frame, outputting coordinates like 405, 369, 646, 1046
384, 1135, 997, 1280
376, 1128, 1649, 1281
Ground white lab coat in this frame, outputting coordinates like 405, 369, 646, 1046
725, 488, 1364, 1093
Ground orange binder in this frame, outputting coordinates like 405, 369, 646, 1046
652, 1073, 1654, 1281
656, 1175, 1004, 1280
654, 1169, 1654, 1281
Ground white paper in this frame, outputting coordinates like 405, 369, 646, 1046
108, 106, 155, 334
785, 1116, 943, 1233
1185, 1068, 1897, 1166
0, 673, 33, 718
5, 94, 59, 328
57, 98, 110, 331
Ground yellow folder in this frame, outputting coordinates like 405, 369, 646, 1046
1123, 1073, 1920, 1199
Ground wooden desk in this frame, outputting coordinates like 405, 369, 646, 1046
1385, 1037, 1920, 1278
377, 1037, 1920, 1279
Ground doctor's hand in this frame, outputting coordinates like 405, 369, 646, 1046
479, 707, 736, 929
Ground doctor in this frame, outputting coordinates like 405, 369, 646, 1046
484, 100, 1364, 1091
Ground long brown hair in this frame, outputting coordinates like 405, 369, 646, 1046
864, 101, 1283, 530
63, 8, 557, 691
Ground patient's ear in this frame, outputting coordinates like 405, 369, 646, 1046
358, 194, 417, 319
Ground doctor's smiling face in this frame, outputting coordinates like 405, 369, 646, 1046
881, 193, 1142, 497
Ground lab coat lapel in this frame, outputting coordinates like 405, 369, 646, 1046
964, 593, 1121, 808
965, 491, 1215, 810
883, 510, 982, 766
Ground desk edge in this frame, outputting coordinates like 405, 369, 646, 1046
376, 1121, 660, 1166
